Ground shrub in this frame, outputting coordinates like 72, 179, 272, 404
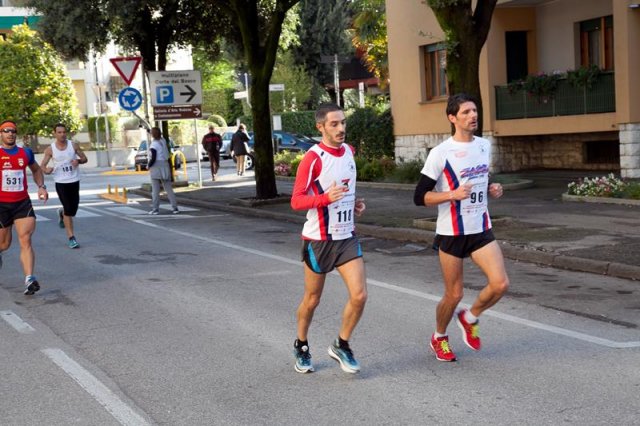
274, 151, 305, 176
208, 114, 227, 128
346, 107, 394, 159
389, 159, 423, 183
281, 111, 318, 136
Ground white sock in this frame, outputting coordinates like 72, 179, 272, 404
434, 331, 446, 338
464, 310, 478, 324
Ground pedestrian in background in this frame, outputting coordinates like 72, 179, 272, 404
290, 103, 368, 374
41, 123, 88, 249
230, 124, 249, 176
147, 127, 179, 215
202, 124, 222, 181
413, 93, 509, 362
0, 120, 49, 295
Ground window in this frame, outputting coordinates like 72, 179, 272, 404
423, 43, 447, 100
580, 16, 614, 71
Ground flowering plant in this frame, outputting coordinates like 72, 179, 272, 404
567, 173, 626, 197
274, 162, 292, 177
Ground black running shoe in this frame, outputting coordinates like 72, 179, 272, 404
24, 277, 40, 295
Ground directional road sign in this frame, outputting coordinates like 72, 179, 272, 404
110, 57, 141, 86
153, 105, 202, 121
233, 90, 248, 100
118, 87, 143, 111
269, 84, 285, 92
148, 70, 202, 107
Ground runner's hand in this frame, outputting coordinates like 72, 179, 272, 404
452, 183, 473, 200
489, 183, 503, 198
38, 187, 48, 203
326, 181, 347, 203
355, 198, 366, 216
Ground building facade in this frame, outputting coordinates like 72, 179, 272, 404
386, 0, 640, 178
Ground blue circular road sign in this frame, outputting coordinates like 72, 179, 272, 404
118, 87, 143, 111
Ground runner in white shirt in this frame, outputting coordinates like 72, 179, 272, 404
41, 123, 87, 249
414, 93, 509, 362
290, 103, 367, 374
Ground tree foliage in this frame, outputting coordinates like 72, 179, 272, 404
350, 0, 389, 86
269, 51, 313, 113
294, 0, 353, 107
28, 0, 228, 72
424, 0, 497, 134
219, 0, 301, 199
0, 25, 81, 141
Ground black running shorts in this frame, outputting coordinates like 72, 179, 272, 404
55, 181, 80, 217
433, 229, 496, 259
301, 236, 363, 274
0, 198, 35, 227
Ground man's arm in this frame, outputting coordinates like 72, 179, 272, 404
28, 159, 48, 202
148, 148, 157, 168
40, 146, 54, 174
73, 142, 88, 166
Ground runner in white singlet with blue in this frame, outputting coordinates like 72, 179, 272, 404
290, 103, 367, 374
41, 123, 87, 249
414, 93, 509, 362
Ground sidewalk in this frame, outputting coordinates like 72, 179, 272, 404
130, 169, 640, 281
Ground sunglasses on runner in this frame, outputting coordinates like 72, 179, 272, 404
1, 128, 17, 134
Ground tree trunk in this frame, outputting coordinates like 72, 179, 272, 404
250, 73, 278, 199
428, 0, 497, 135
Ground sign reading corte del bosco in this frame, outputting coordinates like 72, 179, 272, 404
148, 70, 202, 107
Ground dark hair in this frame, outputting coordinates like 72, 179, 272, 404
446, 93, 478, 117
315, 103, 343, 123
53, 123, 67, 131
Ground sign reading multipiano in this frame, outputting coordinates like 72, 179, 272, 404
153, 105, 202, 121
148, 70, 202, 107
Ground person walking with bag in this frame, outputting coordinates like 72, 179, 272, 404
230, 124, 250, 176
147, 127, 179, 215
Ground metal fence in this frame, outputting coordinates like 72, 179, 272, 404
495, 72, 615, 120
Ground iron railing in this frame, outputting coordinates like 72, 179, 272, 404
495, 72, 615, 120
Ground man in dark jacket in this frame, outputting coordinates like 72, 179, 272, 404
202, 125, 222, 180
230, 124, 250, 176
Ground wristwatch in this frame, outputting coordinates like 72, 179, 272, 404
38, 184, 47, 190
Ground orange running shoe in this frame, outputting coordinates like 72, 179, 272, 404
430, 334, 457, 362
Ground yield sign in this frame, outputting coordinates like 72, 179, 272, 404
110, 56, 142, 86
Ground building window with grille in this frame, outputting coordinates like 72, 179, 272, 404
423, 43, 447, 101
579, 15, 614, 71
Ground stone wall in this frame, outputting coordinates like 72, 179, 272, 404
620, 123, 640, 179
396, 131, 621, 173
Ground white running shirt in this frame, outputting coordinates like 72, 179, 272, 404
421, 136, 492, 236
291, 143, 357, 241
51, 140, 80, 183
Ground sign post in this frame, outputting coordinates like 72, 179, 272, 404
148, 70, 204, 187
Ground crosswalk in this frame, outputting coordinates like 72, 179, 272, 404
33, 199, 201, 222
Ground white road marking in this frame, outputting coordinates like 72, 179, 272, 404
87, 206, 640, 349
42, 348, 151, 426
0, 310, 35, 333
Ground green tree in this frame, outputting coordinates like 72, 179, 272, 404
425, 0, 498, 134
350, 0, 388, 87
269, 51, 313, 113
0, 24, 80, 147
295, 0, 353, 107
28, 0, 226, 73
220, 0, 301, 199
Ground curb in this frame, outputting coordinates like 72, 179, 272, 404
130, 188, 639, 281
562, 193, 640, 207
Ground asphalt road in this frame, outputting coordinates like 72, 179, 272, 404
0, 162, 638, 425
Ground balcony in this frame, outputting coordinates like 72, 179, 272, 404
495, 72, 615, 120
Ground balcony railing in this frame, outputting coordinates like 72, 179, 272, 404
495, 72, 615, 120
